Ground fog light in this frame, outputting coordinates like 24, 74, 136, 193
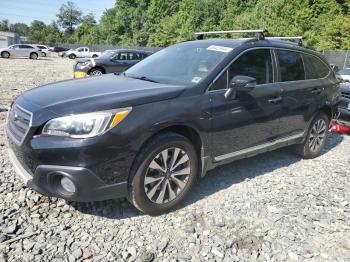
60, 177, 76, 194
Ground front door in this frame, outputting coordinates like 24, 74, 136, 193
110, 52, 131, 72
209, 48, 283, 159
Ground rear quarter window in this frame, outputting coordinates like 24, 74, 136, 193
276, 50, 305, 82
303, 54, 330, 79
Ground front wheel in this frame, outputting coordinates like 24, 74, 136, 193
128, 132, 198, 215
294, 112, 330, 159
1, 51, 10, 58
69, 54, 76, 59
89, 68, 104, 76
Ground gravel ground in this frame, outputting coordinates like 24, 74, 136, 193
0, 57, 350, 262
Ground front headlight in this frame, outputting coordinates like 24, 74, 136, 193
42, 108, 132, 138
76, 61, 91, 68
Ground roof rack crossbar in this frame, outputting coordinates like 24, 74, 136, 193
194, 29, 265, 35
194, 29, 266, 40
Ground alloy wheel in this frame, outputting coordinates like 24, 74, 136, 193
144, 147, 191, 204
91, 70, 103, 76
309, 119, 327, 152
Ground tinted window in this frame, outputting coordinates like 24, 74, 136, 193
37, 45, 46, 49
211, 71, 228, 90
303, 54, 330, 79
113, 52, 128, 60
229, 49, 273, 85
141, 53, 149, 59
277, 50, 305, 81
128, 52, 141, 60
19, 45, 34, 49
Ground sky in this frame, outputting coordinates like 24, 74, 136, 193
0, 0, 116, 25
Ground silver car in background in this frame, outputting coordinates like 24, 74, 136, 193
0, 44, 44, 59
34, 44, 51, 57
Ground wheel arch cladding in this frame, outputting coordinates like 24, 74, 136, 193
127, 124, 203, 181
320, 105, 333, 120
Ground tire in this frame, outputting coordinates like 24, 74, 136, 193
92, 54, 98, 58
30, 52, 38, 59
294, 112, 330, 159
42, 52, 46, 57
128, 132, 198, 215
1, 51, 10, 58
69, 54, 76, 59
89, 68, 104, 76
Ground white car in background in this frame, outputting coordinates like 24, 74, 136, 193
0, 44, 44, 59
34, 44, 51, 57
337, 68, 350, 83
65, 47, 101, 59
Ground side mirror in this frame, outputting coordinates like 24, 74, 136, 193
224, 75, 256, 100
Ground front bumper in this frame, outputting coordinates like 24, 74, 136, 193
7, 148, 128, 202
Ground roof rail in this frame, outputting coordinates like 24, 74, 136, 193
266, 36, 303, 46
194, 29, 266, 41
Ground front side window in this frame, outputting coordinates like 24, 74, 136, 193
229, 49, 273, 85
276, 50, 305, 82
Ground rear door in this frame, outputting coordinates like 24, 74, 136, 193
275, 49, 329, 137
209, 48, 284, 159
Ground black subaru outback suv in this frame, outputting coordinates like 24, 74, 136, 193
5, 31, 339, 215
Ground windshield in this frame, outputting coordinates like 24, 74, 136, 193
125, 42, 235, 85
339, 69, 350, 75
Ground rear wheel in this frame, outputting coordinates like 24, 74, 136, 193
92, 54, 98, 58
69, 54, 76, 59
128, 132, 198, 215
89, 68, 104, 76
1, 51, 10, 58
30, 52, 38, 59
294, 112, 329, 159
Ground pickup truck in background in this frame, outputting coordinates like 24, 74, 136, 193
64, 47, 101, 59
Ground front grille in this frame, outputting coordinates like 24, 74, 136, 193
341, 92, 350, 100
6, 104, 32, 145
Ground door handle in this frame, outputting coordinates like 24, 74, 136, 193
268, 96, 283, 104
311, 88, 322, 94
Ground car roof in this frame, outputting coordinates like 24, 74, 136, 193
182, 38, 319, 55
115, 49, 154, 54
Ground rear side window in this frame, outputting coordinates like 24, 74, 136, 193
128, 52, 141, 60
229, 49, 273, 85
276, 50, 305, 82
303, 54, 330, 79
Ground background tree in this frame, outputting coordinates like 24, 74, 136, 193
10, 23, 29, 36
0, 19, 10, 32
28, 20, 47, 42
72, 14, 100, 44
56, 1, 83, 34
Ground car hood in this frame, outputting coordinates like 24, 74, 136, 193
19, 74, 185, 115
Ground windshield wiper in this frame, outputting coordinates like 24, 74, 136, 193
126, 75, 159, 83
